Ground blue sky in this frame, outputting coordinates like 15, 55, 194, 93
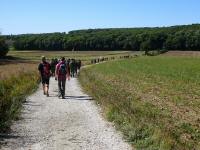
1, 0, 200, 35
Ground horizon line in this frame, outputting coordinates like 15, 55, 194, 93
1, 23, 200, 36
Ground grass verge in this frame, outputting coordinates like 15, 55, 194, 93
0, 63, 39, 132
79, 56, 200, 150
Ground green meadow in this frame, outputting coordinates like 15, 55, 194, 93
79, 56, 200, 150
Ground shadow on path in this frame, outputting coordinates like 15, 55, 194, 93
65, 95, 93, 101
0, 134, 21, 140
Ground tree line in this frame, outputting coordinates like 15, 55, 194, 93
4, 24, 200, 51
0, 35, 9, 57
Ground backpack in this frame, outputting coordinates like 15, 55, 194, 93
59, 63, 67, 75
43, 63, 50, 77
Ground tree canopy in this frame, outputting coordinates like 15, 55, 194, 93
4, 24, 200, 51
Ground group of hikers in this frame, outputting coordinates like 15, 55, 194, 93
38, 56, 81, 99
90, 55, 132, 64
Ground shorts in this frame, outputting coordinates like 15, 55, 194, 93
41, 76, 50, 85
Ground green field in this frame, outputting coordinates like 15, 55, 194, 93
79, 56, 200, 150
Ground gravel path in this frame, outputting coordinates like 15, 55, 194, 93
0, 77, 132, 150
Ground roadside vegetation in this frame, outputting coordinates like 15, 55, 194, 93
0, 62, 39, 131
79, 56, 200, 150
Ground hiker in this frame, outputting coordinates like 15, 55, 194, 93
55, 57, 70, 99
38, 56, 51, 97
66, 59, 71, 80
75, 60, 78, 76
50, 58, 56, 76
77, 60, 82, 72
70, 59, 76, 77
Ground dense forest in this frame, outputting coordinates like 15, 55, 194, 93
0, 35, 9, 56
4, 24, 200, 51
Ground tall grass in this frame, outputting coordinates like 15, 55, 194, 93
79, 56, 200, 150
0, 63, 39, 131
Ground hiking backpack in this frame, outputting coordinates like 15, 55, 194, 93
43, 63, 50, 77
59, 63, 67, 75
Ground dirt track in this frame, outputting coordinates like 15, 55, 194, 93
0, 77, 131, 150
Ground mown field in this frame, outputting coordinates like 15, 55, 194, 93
0, 50, 136, 131
79, 56, 200, 150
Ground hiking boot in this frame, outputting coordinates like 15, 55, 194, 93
46, 93, 49, 97
61, 93, 65, 99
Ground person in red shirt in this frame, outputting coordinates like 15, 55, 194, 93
55, 57, 70, 99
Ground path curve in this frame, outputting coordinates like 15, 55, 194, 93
1, 77, 132, 150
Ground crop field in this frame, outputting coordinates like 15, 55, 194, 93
79, 56, 200, 150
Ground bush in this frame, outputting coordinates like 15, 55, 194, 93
0, 37, 9, 57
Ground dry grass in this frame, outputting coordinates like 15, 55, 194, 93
0, 62, 38, 80
0, 60, 39, 131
